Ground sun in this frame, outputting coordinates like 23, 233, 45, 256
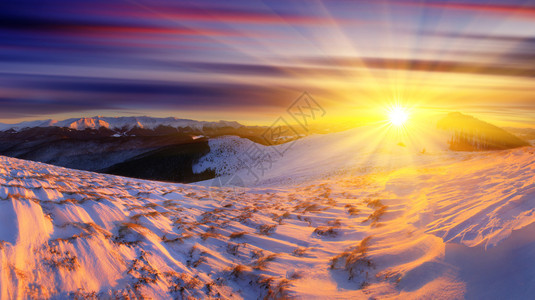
388, 106, 409, 127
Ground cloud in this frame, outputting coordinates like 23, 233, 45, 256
304, 56, 535, 79
0, 12, 240, 38
0, 0, 534, 124
0, 97, 115, 119
397, 1, 535, 18
0, 72, 299, 118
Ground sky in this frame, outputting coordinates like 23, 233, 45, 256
1, 0, 534, 127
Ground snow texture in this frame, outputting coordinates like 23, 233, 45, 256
1, 127, 535, 298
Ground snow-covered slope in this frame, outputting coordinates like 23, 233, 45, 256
0, 116, 242, 132
1, 140, 535, 298
195, 125, 456, 186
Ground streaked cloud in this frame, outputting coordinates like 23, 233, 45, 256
0, 0, 534, 126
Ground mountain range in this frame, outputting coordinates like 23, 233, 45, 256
0, 117, 260, 183
0, 116, 242, 132
0, 114, 530, 184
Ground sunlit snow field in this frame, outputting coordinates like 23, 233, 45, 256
0, 128, 534, 298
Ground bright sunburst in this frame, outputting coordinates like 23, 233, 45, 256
388, 106, 409, 127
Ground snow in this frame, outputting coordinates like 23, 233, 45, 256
66, 117, 110, 130
0, 116, 243, 132
195, 125, 457, 186
0, 126, 534, 298
0, 119, 57, 131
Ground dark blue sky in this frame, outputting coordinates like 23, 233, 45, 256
1, 0, 534, 126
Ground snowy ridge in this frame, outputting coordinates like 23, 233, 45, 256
195, 125, 455, 186
0, 116, 243, 132
1, 141, 535, 298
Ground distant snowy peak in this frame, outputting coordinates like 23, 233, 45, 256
0, 116, 243, 132
0, 119, 57, 131
65, 118, 110, 130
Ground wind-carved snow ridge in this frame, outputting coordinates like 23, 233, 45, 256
1, 143, 535, 298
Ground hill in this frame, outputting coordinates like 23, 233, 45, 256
1, 139, 535, 298
437, 112, 529, 151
